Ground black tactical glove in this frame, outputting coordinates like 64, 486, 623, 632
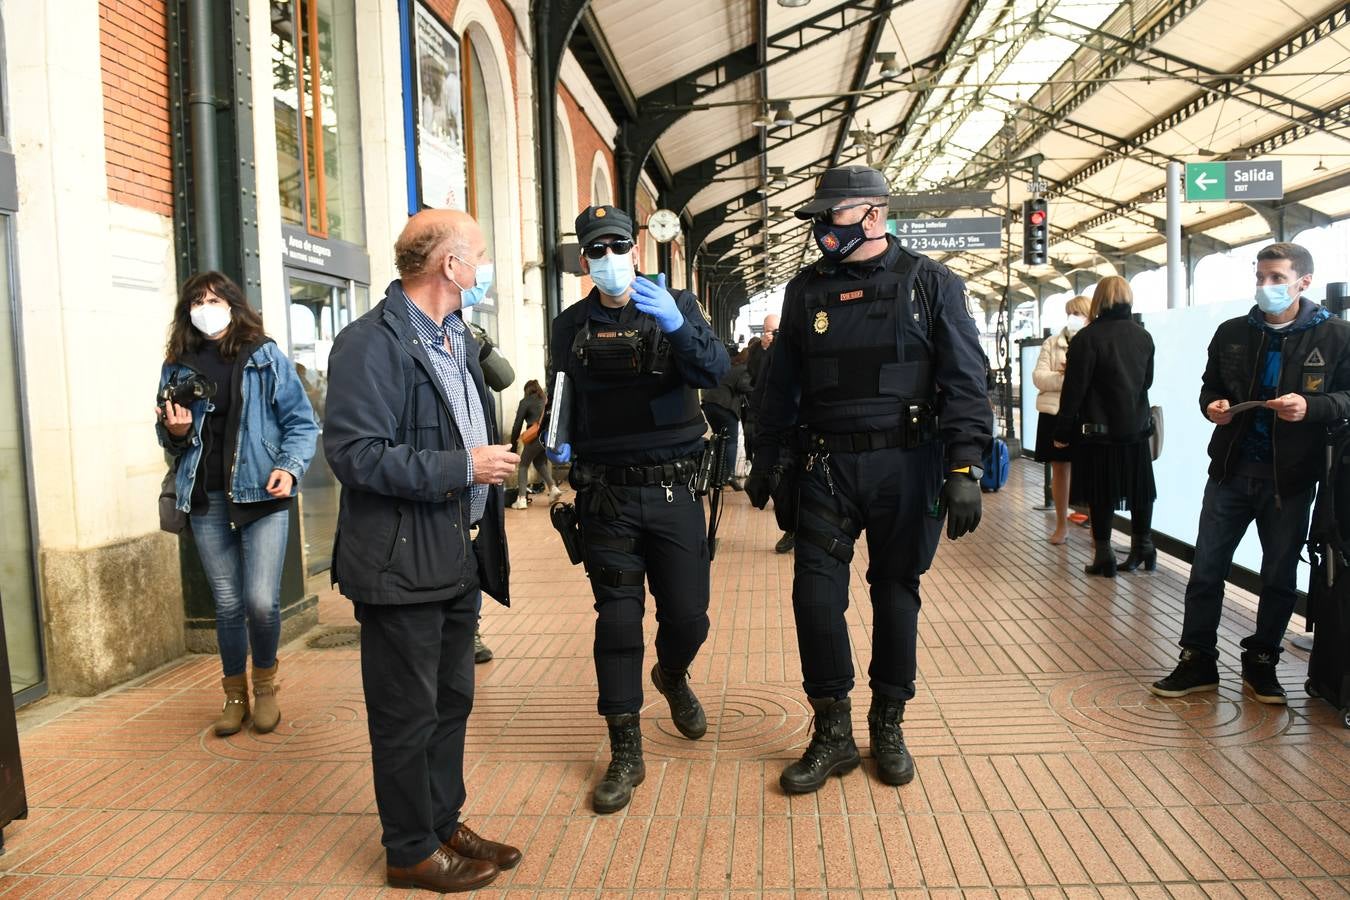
939, 474, 982, 540
745, 463, 781, 510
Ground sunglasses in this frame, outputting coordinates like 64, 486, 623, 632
583, 238, 635, 260
814, 202, 878, 224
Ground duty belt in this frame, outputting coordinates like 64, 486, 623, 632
573, 456, 699, 487
806, 413, 938, 454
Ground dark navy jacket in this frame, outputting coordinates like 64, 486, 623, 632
323, 280, 509, 607
756, 236, 991, 468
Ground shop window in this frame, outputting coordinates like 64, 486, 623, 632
271, 0, 364, 243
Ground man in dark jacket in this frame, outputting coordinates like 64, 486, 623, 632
324, 209, 522, 893
701, 346, 751, 488
1152, 242, 1350, 705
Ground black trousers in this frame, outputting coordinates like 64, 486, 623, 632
578, 482, 711, 715
355, 594, 477, 867
791, 443, 944, 702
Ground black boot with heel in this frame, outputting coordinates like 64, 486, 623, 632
1119, 534, 1157, 572
1084, 540, 1117, 577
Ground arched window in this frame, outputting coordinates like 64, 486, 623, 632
591, 155, 613, 208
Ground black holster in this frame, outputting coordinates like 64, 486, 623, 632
550, 501, 586, 566
772, 455, 801, 534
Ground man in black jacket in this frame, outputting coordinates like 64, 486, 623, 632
324, 209, 522, 893
1152, 242, 1350, 705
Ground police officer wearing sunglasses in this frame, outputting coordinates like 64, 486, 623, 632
546, 205, 729, 813
747, 165, 990, 794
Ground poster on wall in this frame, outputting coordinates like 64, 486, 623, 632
414, 4, 467, 210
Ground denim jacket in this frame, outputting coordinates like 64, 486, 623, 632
157, 339, 319, 513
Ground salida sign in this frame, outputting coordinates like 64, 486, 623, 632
1185, 160, 1283, 202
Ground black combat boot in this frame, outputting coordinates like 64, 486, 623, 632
650, 664, 707, 739
867, 695, 915, 786
780, 696, 861, 794
592, 713, 645, 814
1084, 540, 1117, 577
1119, 534, 1157, 572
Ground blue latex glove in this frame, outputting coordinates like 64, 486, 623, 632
545, 442, 571, 464
630, 273, 684, 333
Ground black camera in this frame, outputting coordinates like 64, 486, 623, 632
158, 373, 216, 410
695, 429, 729, 495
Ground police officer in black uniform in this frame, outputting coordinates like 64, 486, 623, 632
747, 166, 989, 794
546, 205, 730, 814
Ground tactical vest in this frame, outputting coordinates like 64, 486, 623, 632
799, 248, 936, 431
566, 306, 704, 457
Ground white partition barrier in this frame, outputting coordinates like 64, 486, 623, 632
1019, 300, 1309, 591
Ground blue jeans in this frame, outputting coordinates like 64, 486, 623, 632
1180, 476, 1314, 659
190, 492, 290, 676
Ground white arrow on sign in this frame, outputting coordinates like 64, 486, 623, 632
1194, 172, 1218, 191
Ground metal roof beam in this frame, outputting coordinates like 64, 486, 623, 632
621, 0, 922, 214
827, 0, 891, 167
952, 0, 1206, 189
1042, 7, 1350, 137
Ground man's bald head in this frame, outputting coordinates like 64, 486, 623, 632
395, 209, 483, 281
762, 313, 780, 348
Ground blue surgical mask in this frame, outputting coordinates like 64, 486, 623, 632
1255, 283, 1295, 315
453, 260, 494, 309
589, 252, 635, 297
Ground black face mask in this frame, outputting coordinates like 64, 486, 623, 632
811, 205, 882, 263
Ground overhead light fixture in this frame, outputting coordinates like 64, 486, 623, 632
771, 101, 796, 128
750, 105, 773, 128
875, 51, 900, 79
768, 166, 789, 188
1315, 157, 1328, 172
778, 0, 810, 6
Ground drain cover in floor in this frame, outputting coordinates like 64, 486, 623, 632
307, 626, 360, 649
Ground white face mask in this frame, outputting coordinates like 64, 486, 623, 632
1065, 314, 1087, 334
190, 303, 232, 338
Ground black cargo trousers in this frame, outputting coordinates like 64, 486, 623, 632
790, 441, 944, 702
576, 481, 712, 715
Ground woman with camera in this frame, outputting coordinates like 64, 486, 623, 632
156, 271, 318, 736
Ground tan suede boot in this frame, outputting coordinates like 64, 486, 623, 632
251, 663, 280, 733
214, 674, 249, 736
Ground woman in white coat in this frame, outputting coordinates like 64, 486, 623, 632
1033, 295, 1092, 544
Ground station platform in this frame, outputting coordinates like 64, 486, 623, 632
5, 460, 1349, 897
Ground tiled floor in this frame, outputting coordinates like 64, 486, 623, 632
6, 460, 1349, 897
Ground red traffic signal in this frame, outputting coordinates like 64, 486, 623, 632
1028, 209, 1046, 227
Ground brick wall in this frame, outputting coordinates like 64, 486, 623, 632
99, 0, 172, 217
559, 84, 616, 214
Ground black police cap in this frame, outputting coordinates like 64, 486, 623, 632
575, 205, 634, 245
794, 165, 891, 220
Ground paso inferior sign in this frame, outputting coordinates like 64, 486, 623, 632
1185, 160, 1283, 202
888, 216, 1003, 252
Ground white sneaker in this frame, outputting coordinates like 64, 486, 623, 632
511, 495, 527, 510
549, 485, 563, 501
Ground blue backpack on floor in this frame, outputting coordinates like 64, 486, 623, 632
981, 437, 1010, 492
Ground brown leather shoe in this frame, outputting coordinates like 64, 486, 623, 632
386, 846, 498, 893
446, 823, 522, 870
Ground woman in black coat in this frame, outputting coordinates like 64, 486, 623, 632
1053, 276, 1156, 577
